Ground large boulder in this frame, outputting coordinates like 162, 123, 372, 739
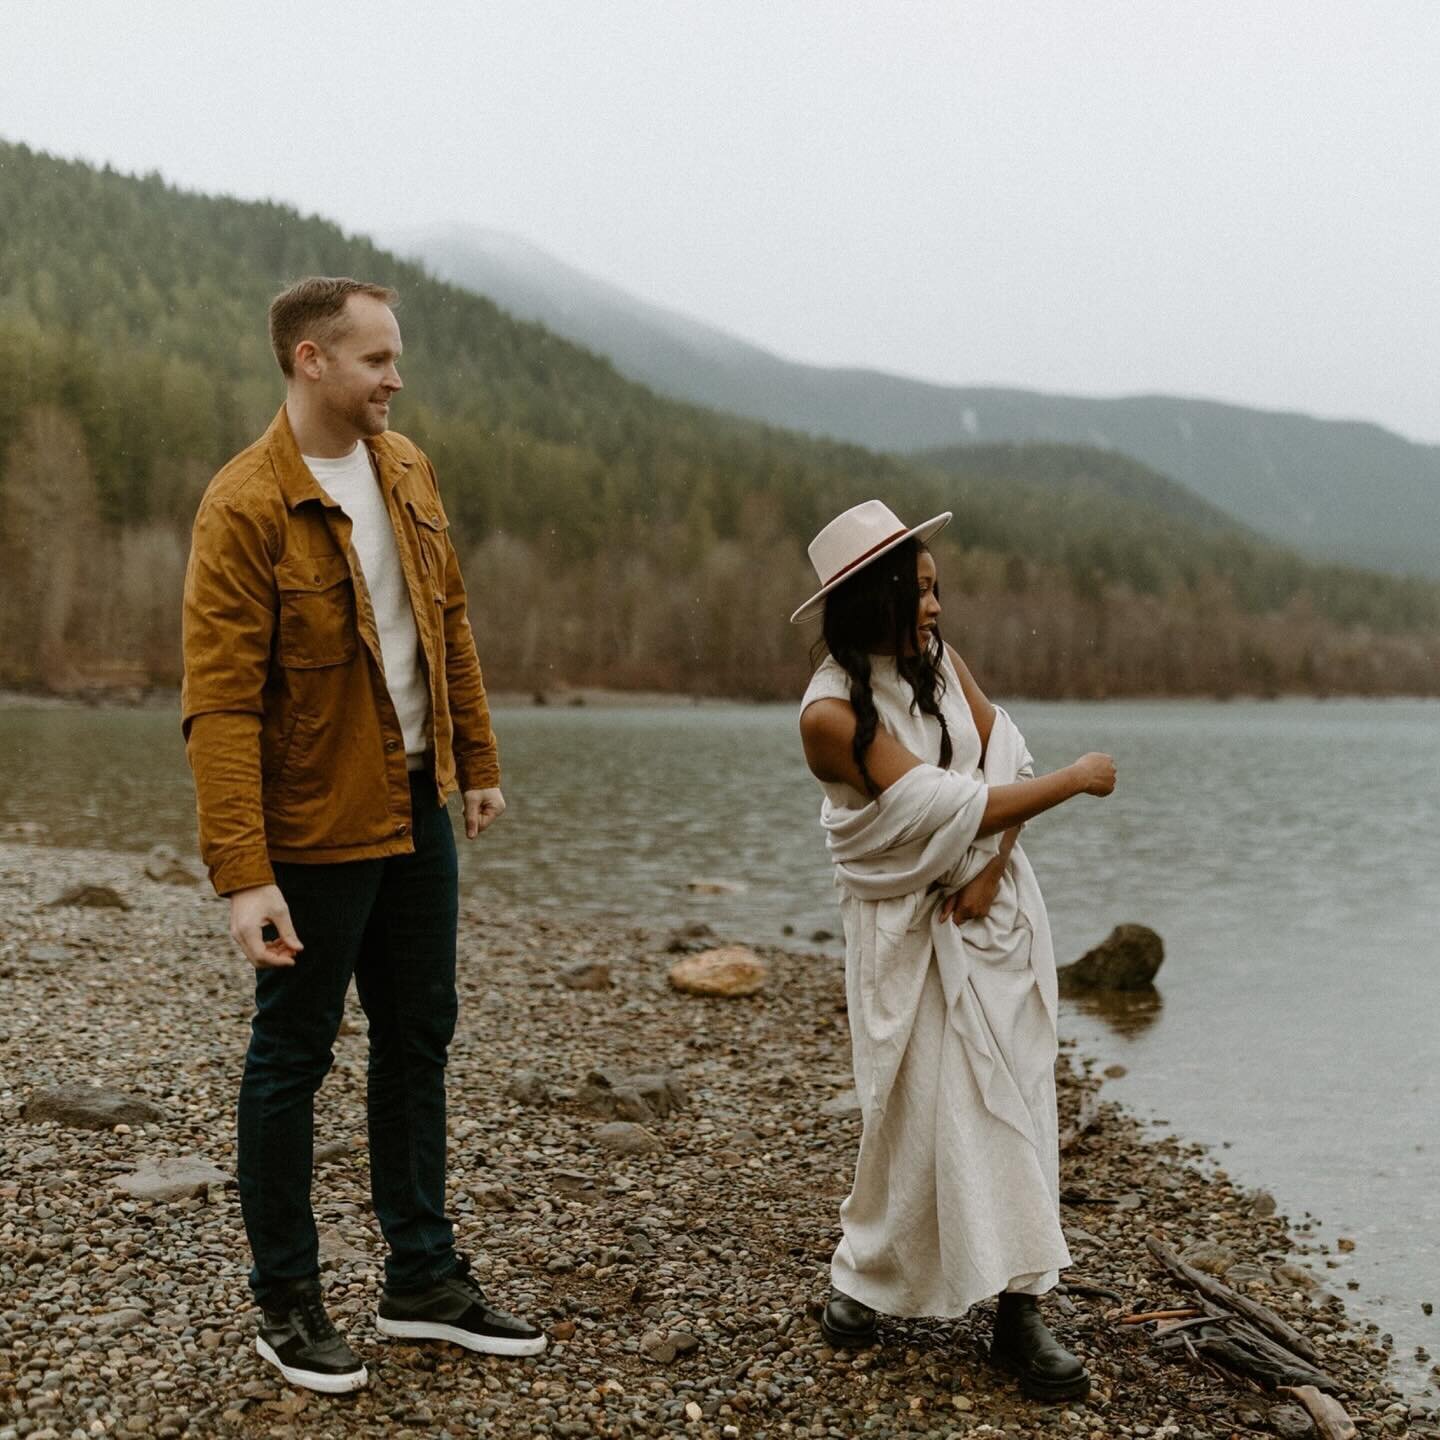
22, 1084, 166, 1130
1057, 924, 1164, 993
668, 946, 768, 998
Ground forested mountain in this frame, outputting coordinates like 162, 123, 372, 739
2, 138, 1437, 701
394, 223, 1440, 579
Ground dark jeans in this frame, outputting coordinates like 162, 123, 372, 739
237, 771, 460, 1307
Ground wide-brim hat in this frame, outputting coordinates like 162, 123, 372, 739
789, 499, 952, 624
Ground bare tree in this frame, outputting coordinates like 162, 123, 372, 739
0, 406, 99, 687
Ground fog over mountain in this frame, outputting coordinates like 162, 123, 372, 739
389, 223, 1440, 581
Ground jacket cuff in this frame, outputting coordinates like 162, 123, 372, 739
209, 850, 276, 898
456, 752, 501, 793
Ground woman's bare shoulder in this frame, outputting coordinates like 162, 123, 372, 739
800, 695, 856, 739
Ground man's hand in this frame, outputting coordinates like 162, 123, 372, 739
463, 787, 507, 839
229, 884, 302, 969
938, 861, 1004, 926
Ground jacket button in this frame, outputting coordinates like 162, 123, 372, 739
396, 823, 409, 836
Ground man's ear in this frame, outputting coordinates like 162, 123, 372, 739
294, 338, 325, 380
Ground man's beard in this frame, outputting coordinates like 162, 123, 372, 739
342, 391, 390, 436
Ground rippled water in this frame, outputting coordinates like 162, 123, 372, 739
2, 698, 1437, 1391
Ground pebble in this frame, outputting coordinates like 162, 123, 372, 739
558, 958, 611, 991
593, 1121, 662, 1155
504, 1069, 550, 1107
819, 1089, 862, 1118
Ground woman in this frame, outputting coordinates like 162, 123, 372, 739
793, 500, 1116, 1402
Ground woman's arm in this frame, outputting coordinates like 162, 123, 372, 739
938, 823, 1021, 923
801, 698, 1115, 833
978, 762, 1113, 835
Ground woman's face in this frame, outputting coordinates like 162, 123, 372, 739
914, 548, 942, 652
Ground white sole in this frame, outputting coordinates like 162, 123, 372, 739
375, 1314, 547, 1356
255, 1337, 369, 1393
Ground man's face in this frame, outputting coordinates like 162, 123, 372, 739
307, 294, 404, 438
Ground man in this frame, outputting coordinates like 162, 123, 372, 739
182, 276, 544, 1394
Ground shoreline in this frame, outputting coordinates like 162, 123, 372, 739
0, 839, 1434, 1439
4, 686, 1440, 717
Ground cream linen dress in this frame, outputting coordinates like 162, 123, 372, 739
801, 651, 1070, 1317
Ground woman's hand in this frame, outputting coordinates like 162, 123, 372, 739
939, 861, 1004, 925
1069, 752, 1117, 796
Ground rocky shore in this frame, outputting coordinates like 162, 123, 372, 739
1, 840, 1433, 1440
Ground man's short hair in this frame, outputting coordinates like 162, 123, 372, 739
268, 277, 400, 377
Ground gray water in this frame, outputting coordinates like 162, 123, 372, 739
2, 698, 1437, 1390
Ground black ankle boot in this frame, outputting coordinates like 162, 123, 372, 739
819, 1289, 877, 1348
990, 1292, 1090, 1401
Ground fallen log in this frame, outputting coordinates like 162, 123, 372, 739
1154, 1318, 1340, 1392
1145, 1235, 1324, 1367
1280, 1384, 1358, 1440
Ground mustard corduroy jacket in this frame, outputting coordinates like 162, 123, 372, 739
181, 405, 499, 895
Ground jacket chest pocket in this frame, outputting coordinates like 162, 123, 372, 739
408, 501, 449, 587
276, 553, 357, 668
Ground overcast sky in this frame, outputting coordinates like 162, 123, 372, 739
5, 2, 1440, 441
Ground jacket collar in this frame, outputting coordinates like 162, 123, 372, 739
265, 403, 415, 510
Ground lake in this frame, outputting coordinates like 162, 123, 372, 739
2, 697, 1437, 1391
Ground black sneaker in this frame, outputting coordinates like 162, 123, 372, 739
256, 1279, 368, 1394
376, 1256, 546, 1357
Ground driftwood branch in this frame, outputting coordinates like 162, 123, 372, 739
1280, 1385, 1358, 1440
1120, 1308, 1202, 1325
1153, 1315, 1215, 1337
1145, 1236, 1325, 1367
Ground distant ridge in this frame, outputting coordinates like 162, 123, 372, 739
3, 138, 1436, 702
390, 223, 1440, 579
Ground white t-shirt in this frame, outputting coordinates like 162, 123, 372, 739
301, 444, 431, 760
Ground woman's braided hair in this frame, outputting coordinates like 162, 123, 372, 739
812, 537, 951, 797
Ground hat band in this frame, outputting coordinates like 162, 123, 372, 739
823, 527, 912, 587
